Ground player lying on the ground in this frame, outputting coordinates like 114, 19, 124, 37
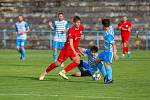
72, 46, 107, 80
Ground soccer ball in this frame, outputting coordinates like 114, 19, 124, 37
92, 73, 101, 80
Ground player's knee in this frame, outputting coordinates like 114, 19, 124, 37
74, 71, 81, 77
55, 61, 61, 66
73, 56, 80, 64
20, 46, 24, 49
16, 46, 20, 50
54, 48, 57, 52
75, 59, 80, 64
104, 62, 110, 67
123, 42, 127, 47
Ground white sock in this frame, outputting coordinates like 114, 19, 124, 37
128, 52, 131, 54
122, 54, 125, 56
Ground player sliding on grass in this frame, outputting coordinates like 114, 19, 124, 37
39, 16, 84, 80
95, 19, 119, 84
72, 46, 107, 80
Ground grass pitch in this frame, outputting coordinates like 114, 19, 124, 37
0, 49, 150, 100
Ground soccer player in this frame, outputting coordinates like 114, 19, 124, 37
73, 46, 106, 80
95, 19, 119, 84
39, 16, 84, 80
48, 12, 69, 67
117, 16, 132, 59
15, 15, 30, 60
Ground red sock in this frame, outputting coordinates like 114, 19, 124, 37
64, 62, 79, 72
123, 47, 126, 54
46, 63, 57, 73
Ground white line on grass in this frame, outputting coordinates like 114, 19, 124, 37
0, 93, 136, 99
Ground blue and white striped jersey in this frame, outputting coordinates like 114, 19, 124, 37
15, 21, 29, 40
84, 48, 98, 71
102, 26, 115, 52
52, 20, 69, 42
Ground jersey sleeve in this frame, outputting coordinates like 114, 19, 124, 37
84, 48, 90, 54
15, 23, 18, 31
65, 22, 69, 30
129, 21, 132, 27
68, 28, 74, 39
80, 25, 84, 32
117, 21, 122, 28
52, 21, 56, 29
25, 22, 29, 30
97, 52, 103, 59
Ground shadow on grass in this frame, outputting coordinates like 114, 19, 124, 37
0, 75, 103, 84
0, 75, 38, 80
119, 58, 150, 61
0, 63, 34, 67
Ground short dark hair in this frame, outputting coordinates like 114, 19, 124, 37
90, 45, 98, 52
73, 16, 81, 22
58, 12, 64, 15
18, 15, 24, 19
102, 19, 110, 27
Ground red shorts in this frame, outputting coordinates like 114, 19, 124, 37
57, 47, 77, 63
121, 32, 130, 43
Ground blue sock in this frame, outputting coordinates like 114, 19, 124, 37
18, 48, 22, 58
20, 48, 26, 60
97, 62, 107, 78
18, 48, 22, 54
53, 52, 58, 62
82, 61, 94, 74
105, 65, 112, 81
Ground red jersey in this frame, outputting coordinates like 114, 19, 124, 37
57, 24, 84, 62
118, 21, 132, 33
118, 21, 132, 42
64, 25, 84, 50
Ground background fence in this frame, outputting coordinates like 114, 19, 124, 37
0, 29, 149, 50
